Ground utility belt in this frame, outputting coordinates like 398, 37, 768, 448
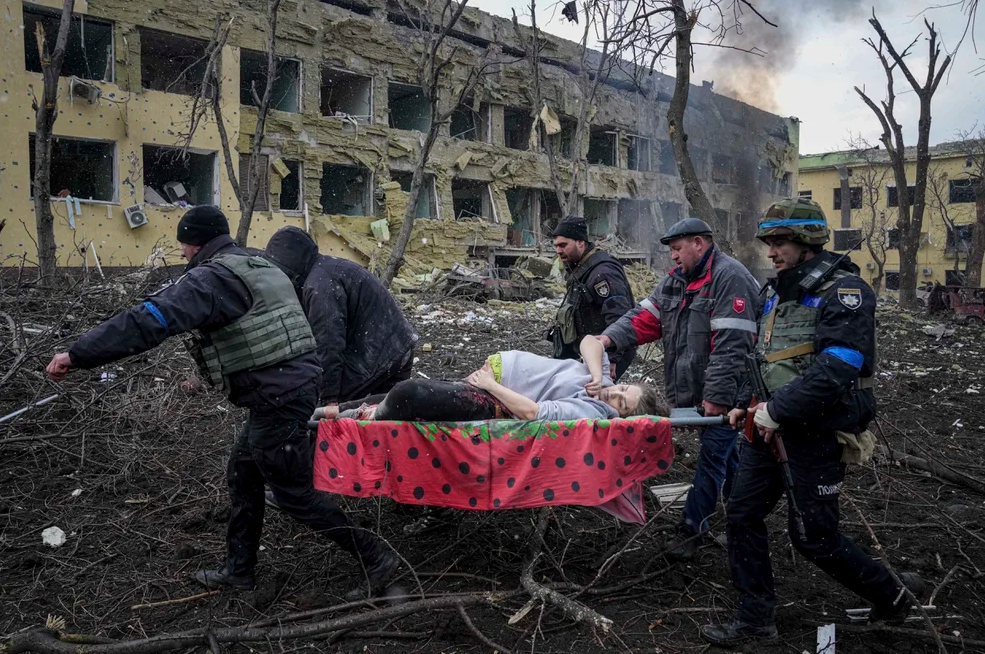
763, 342, 874, 390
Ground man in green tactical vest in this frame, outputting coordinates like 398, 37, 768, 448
701, 198, 925, 645
550, 215, 636, 380
46, 206, 399, 600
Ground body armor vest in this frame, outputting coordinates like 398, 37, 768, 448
554, 248, 614, 352
187, 254, 316, 391
757, 270, 873, 392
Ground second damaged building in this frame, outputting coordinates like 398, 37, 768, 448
0, 0, 799, 279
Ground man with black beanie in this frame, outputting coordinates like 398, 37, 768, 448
46, 205, 399, 600
550, 215, 635, 379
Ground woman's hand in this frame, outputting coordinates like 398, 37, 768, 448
584, 375, 603, 398
466, 362, 497, 391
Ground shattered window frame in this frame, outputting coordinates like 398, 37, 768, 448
584, 198, 617, 238
616, 199, 656, 249
450, 100, 490, 142
451, 177, 493, 222
657, 140, 677, 176
320, 163, 373, 217
278, 159, 303, 213
138, 28, 210, 96
387, 81, 432, 132
142, 144, 218, 207
23, 5, 115, 83
626, 134, 652, 172
504, 107, 534, 151
29, 133, 118, 204
391, 170, 439, 220
587, 127, 618, 167
239, 49, 303, 114
320, 67, 374, 123
948, 178, 976, 204
946, 223, 974, 254
239, 153, 271, 212
506, 186, 538, 247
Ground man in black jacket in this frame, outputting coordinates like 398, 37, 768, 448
701, 198, 924, 645
264, 226, 418, 416
551, 215, 635, 379
46, 207, 398, 599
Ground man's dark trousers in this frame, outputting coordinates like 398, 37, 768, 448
226, 385, 365, 575
726, 434, 900, 626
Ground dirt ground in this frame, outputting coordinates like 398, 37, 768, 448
1, 268, 984, 654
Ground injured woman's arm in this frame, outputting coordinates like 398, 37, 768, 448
465, 362, 539, 420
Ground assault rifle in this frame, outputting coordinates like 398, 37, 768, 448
744, 353, 807, 540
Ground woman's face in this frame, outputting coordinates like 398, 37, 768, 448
600, 385, 642, 416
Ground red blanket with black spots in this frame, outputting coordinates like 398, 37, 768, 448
312, 416, 674, 524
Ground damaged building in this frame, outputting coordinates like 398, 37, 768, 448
0, 0, 799, 281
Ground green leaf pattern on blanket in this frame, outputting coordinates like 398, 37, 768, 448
357, 417, 660, 445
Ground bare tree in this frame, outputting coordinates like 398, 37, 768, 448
855, 12, 952, 308
512, 0, 623, 217
378, 0, 496, 287
180, 2, 282, 248
30, 0, 76, 281
926, 165, 965, 285
848, 136, 892, 295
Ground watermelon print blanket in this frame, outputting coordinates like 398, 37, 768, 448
312, 416, 675, 524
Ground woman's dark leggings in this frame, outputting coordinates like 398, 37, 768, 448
339, 379, 504, 421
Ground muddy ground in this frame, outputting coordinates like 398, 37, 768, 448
1, 269, 984, 654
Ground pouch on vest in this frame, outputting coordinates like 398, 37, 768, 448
836, 429, 876, 465
554, 301, 580, 346
184, 333, 222, 387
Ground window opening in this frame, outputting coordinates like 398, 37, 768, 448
391, 170, 437, 219
240, 50, 301, 113
321, 68, 372, 121
388, 82, 431, 131
29, 134, 115, 202
23, 7, 113, 82
321, 164, 370, 215
139, 29, 208, 95
143, 145, 215, 206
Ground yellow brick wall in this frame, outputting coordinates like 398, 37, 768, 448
798, 154, 977, 288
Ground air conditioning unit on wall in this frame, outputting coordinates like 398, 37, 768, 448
124, 203, 149, 229
866, 261, 876, 270
922, 268, 933, 276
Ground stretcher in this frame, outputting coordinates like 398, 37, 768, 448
309, 409, 724, 525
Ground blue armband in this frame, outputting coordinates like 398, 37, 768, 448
142, 301, 170, 337
822, 346, 862, 369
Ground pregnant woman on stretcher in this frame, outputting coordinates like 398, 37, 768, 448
320, 336, 663, 422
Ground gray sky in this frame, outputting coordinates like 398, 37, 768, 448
471, 0, 985, 155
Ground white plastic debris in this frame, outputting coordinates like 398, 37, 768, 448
966, 387, 981, 394
70, 488, 82, 498
921, 324, 955, 340
100, 372, 117, 382
42, 526, 66, 548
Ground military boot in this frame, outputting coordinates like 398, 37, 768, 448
344, 544, 400, 601
664, 525, 700, 562
193, 563, 255, 591
869, 572, 928, 624
700, 620, 778, 645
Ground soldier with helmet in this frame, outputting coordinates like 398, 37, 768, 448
597, 216, 760, 560
701, 198, 924, 645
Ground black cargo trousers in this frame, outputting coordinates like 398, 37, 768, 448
725, 433, 902, 626
225, 384, 378, 575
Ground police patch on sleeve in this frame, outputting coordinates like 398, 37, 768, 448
594, 280, 610, 298
837, 287, 862, 310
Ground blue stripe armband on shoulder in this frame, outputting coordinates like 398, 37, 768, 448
822, 346, 863, 369
142, 301, 170, 337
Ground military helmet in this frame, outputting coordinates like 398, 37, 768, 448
659, 217, 713, 245
756, 197, 829, 246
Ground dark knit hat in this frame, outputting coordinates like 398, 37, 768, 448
176, 205, 230, 246
553, 215, 589, 241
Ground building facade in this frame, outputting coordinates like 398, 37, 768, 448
799, 141, 980, 290
1, 0, 799, 278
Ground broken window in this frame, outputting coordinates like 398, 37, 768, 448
504, 107, 533, 151
388, 82, 431, 131
887, 227, 900, 250
452, 178, 492, 221
691, 147, 709, 180
617, 200, 655, 248
884, 271, 900, 291
587, 127, 617, 167
239, 153, 270, 212
711, 154, 733, 184
799, 189, 813, 200
541, 192, 563, 237
557, 116, 577, 159
584, 198, 617, 238
946, 224, 974, 254
139, 28, 208, 95
627, 135, 651, 172
278, 160, 302, 212
29, 134, 116, 202
321, 164, 371, 216
240, 50, 301, 113
143, 145, 215, 206
833, 187, 863, 210
23, 7, 113, 82
949, 179, 976, 204
657, 141, 677, 176
833, 228, 862, 251
506, 187, 536, 246
450, 100, 489, 141
321, 68, 373, 121
758, 161, 777, 193
391, 170, 437, 220
945, 269, 965, 286
659, 201, 683, 231
886, 184, 914, 208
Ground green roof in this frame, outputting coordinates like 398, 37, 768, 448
800, 139, 977, 170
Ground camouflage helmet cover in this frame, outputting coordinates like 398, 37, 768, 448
756, 197, 830, 246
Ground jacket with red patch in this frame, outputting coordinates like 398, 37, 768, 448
602, 245, 760, 408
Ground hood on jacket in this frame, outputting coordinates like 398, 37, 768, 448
264, 226, 319, 290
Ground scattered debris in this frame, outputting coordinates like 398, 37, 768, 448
41, 526, 66, 548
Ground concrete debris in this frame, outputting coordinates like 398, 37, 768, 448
625, 263, 661, 302
922, 324, 955, 340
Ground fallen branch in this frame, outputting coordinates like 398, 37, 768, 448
843, 493, 948, 654
894, 452, 985, 495
456, 602, 512, 654
130, 590, 219, 610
